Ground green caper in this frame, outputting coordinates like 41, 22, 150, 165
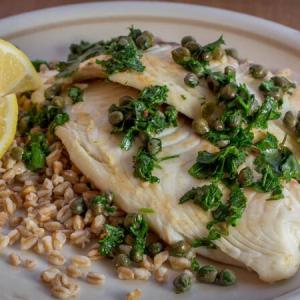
215, 269, 237, 286
44, 84, 62, 101
213, 119, 224, 132
249, 64, 267, 79
18, 115, 30, 133
147, 138, 162, 155
136, 31, 154, 50
220, 83, 237, 101
172, 47, 191, 65
181, 36, 196, 47
119, 95, 134, 106
124, 213, 138, 228
216, 140, 230, 148
196, 265, 218, 284
201, 51, 213, 62
109, 111, 124, 126
192, 118, 210, 136
268, 89, 283, 101
148, 242, 163, 256
118, 36, 130, 47
184, 73, 199, 88
283, 111, 296, 129
238, 167, 253, 187
173, 272, 192, 294
224, 66, 236, 78
206, 75, 220, 93
70, 197, 87, 215
271, 76, 289, 88
130, 248, 143, 263
170, 240, 190, 257
225, 48, 239, 60
10, 147, 24, 161
212, 47, 225, 60
52, 96, 65, 108
185, 41, 201, 53
114, 253, 132, 267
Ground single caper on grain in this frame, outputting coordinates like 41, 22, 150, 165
44, 84, 62, 101
216, 139, 230, 148
283, 111, 296, 129
136, 31, 154, 50
181, 36, 196, 47
170, 240, 190, 257
119, 95, 134, 106
10, 147, 24, 161
109, 111, 124, 126
18, 115, 30, 133
201, 51, 213, 62
192, 118, 210, 135
220, 83, 237, 101
213, 119, 224, 132
206, 75, 220, 93
184, 73, 199, 88
224, 66, 236, 78
271, 76, 290, 89
147, 138, 162, 155
114, 253, 132, 267
185, 41, 201, 53
148, 242, 163, 256
215, 269, 237, 286
172, 47, 191, 65
130, 248, 143, 263
212, 47, 225, 60
238, 167, 254, 187
249, 64, 267, 79
225, 48, 239, 60
70, 197, 87, 215
173, 272, 192, 294
196, 265, 218, 284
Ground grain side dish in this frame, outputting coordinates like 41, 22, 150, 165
0, 27, 300, 299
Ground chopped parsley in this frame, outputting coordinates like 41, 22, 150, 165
68, 86, 84, 103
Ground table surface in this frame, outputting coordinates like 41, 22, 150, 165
0, 0, 299, 31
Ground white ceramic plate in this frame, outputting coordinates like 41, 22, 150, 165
0, 2, 300, 300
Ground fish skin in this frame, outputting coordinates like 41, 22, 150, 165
56, 79, 300, 283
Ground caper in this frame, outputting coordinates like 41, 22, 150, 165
185, 41, 201, 53
224, 66, 236, 78
196, 265, 218, 284
181, 36, 196, 47
118, 36, 130, 47
18, 115, 30, 133
170, 240, 190, 257
10, 147, 24, 161
268, 89, 283, 101
173, 272, 192, 294
136, 31, 154, 50
124, 213, 138, 228
215, 269, 237, 286
283, 111, 296, 129
44, 84, 62, 101
238, 167, 253, 187
220, 83, 237, 101
114, 253, 131, 267
216, 140, 230, 148
225, 48, 239, 60
212, 47, 225, 60
119, 95, 134, 106
184, 73, 199, 88
70, 197, 87, 215
52, 96, 65, 108
213, 119, 224, 132
148, 242, 163, 256
249, 64, 267, 79
206, 75, 220, 93
109, 111, 124, 126
192, 118, 210, 136
201, 51, 213, 62
172, 47, 191, 64
147, 138, 162, 155
271, 76, 289, 88
130, 248, 143, 263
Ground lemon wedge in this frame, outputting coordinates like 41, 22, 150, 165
0, 94, 18, 159
0, 39, 41, 96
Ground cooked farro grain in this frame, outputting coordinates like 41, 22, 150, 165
48, 250, 66, 266
8, 253, 21, 266
24, 258, 37, 270
66, 264, 82, 278
83, 209, 93, 225
46, 149, 62, 168
71, 255, 91, 268
41, 267, 61, 284
168, 256, 191, 270
52, 174, 64, 186
21, 185, 36, 196
62, 170, 78, 184
86, 272, 105, 285
44, 221, 63, 232
91, 214, 105, 234
125, 289, 142, 300
50, 273, 80, 299
52, 231, 67, 250
3, 197, 16, 215
64, 187, 74, 202
0, 211, 8, 227
43, 178, 54, 190
57, 205, 72, 223
153, 251, 169, 269
20, 236, 38, 250
53, 161, 63, 175
53, 182, 70, 196
72, 215, 84, 231
8, 229, 20, 245
9, 215, 22, 227
2, 169, 16, 181
42, 235, 54, 253
70, 229, 90, 246
132, 268, 151, 280
87, 249, 102, 261
117, 267, 135, 280
34, 240, 46, 254
139, 255, 154, 271
73, 183, 89, 194
154, 266, 169, 283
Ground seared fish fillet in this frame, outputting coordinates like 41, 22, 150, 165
56, 80, 300, 283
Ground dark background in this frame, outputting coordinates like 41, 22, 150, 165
0, 0, 300, 30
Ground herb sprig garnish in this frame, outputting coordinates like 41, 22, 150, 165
109, 85, 178, 183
